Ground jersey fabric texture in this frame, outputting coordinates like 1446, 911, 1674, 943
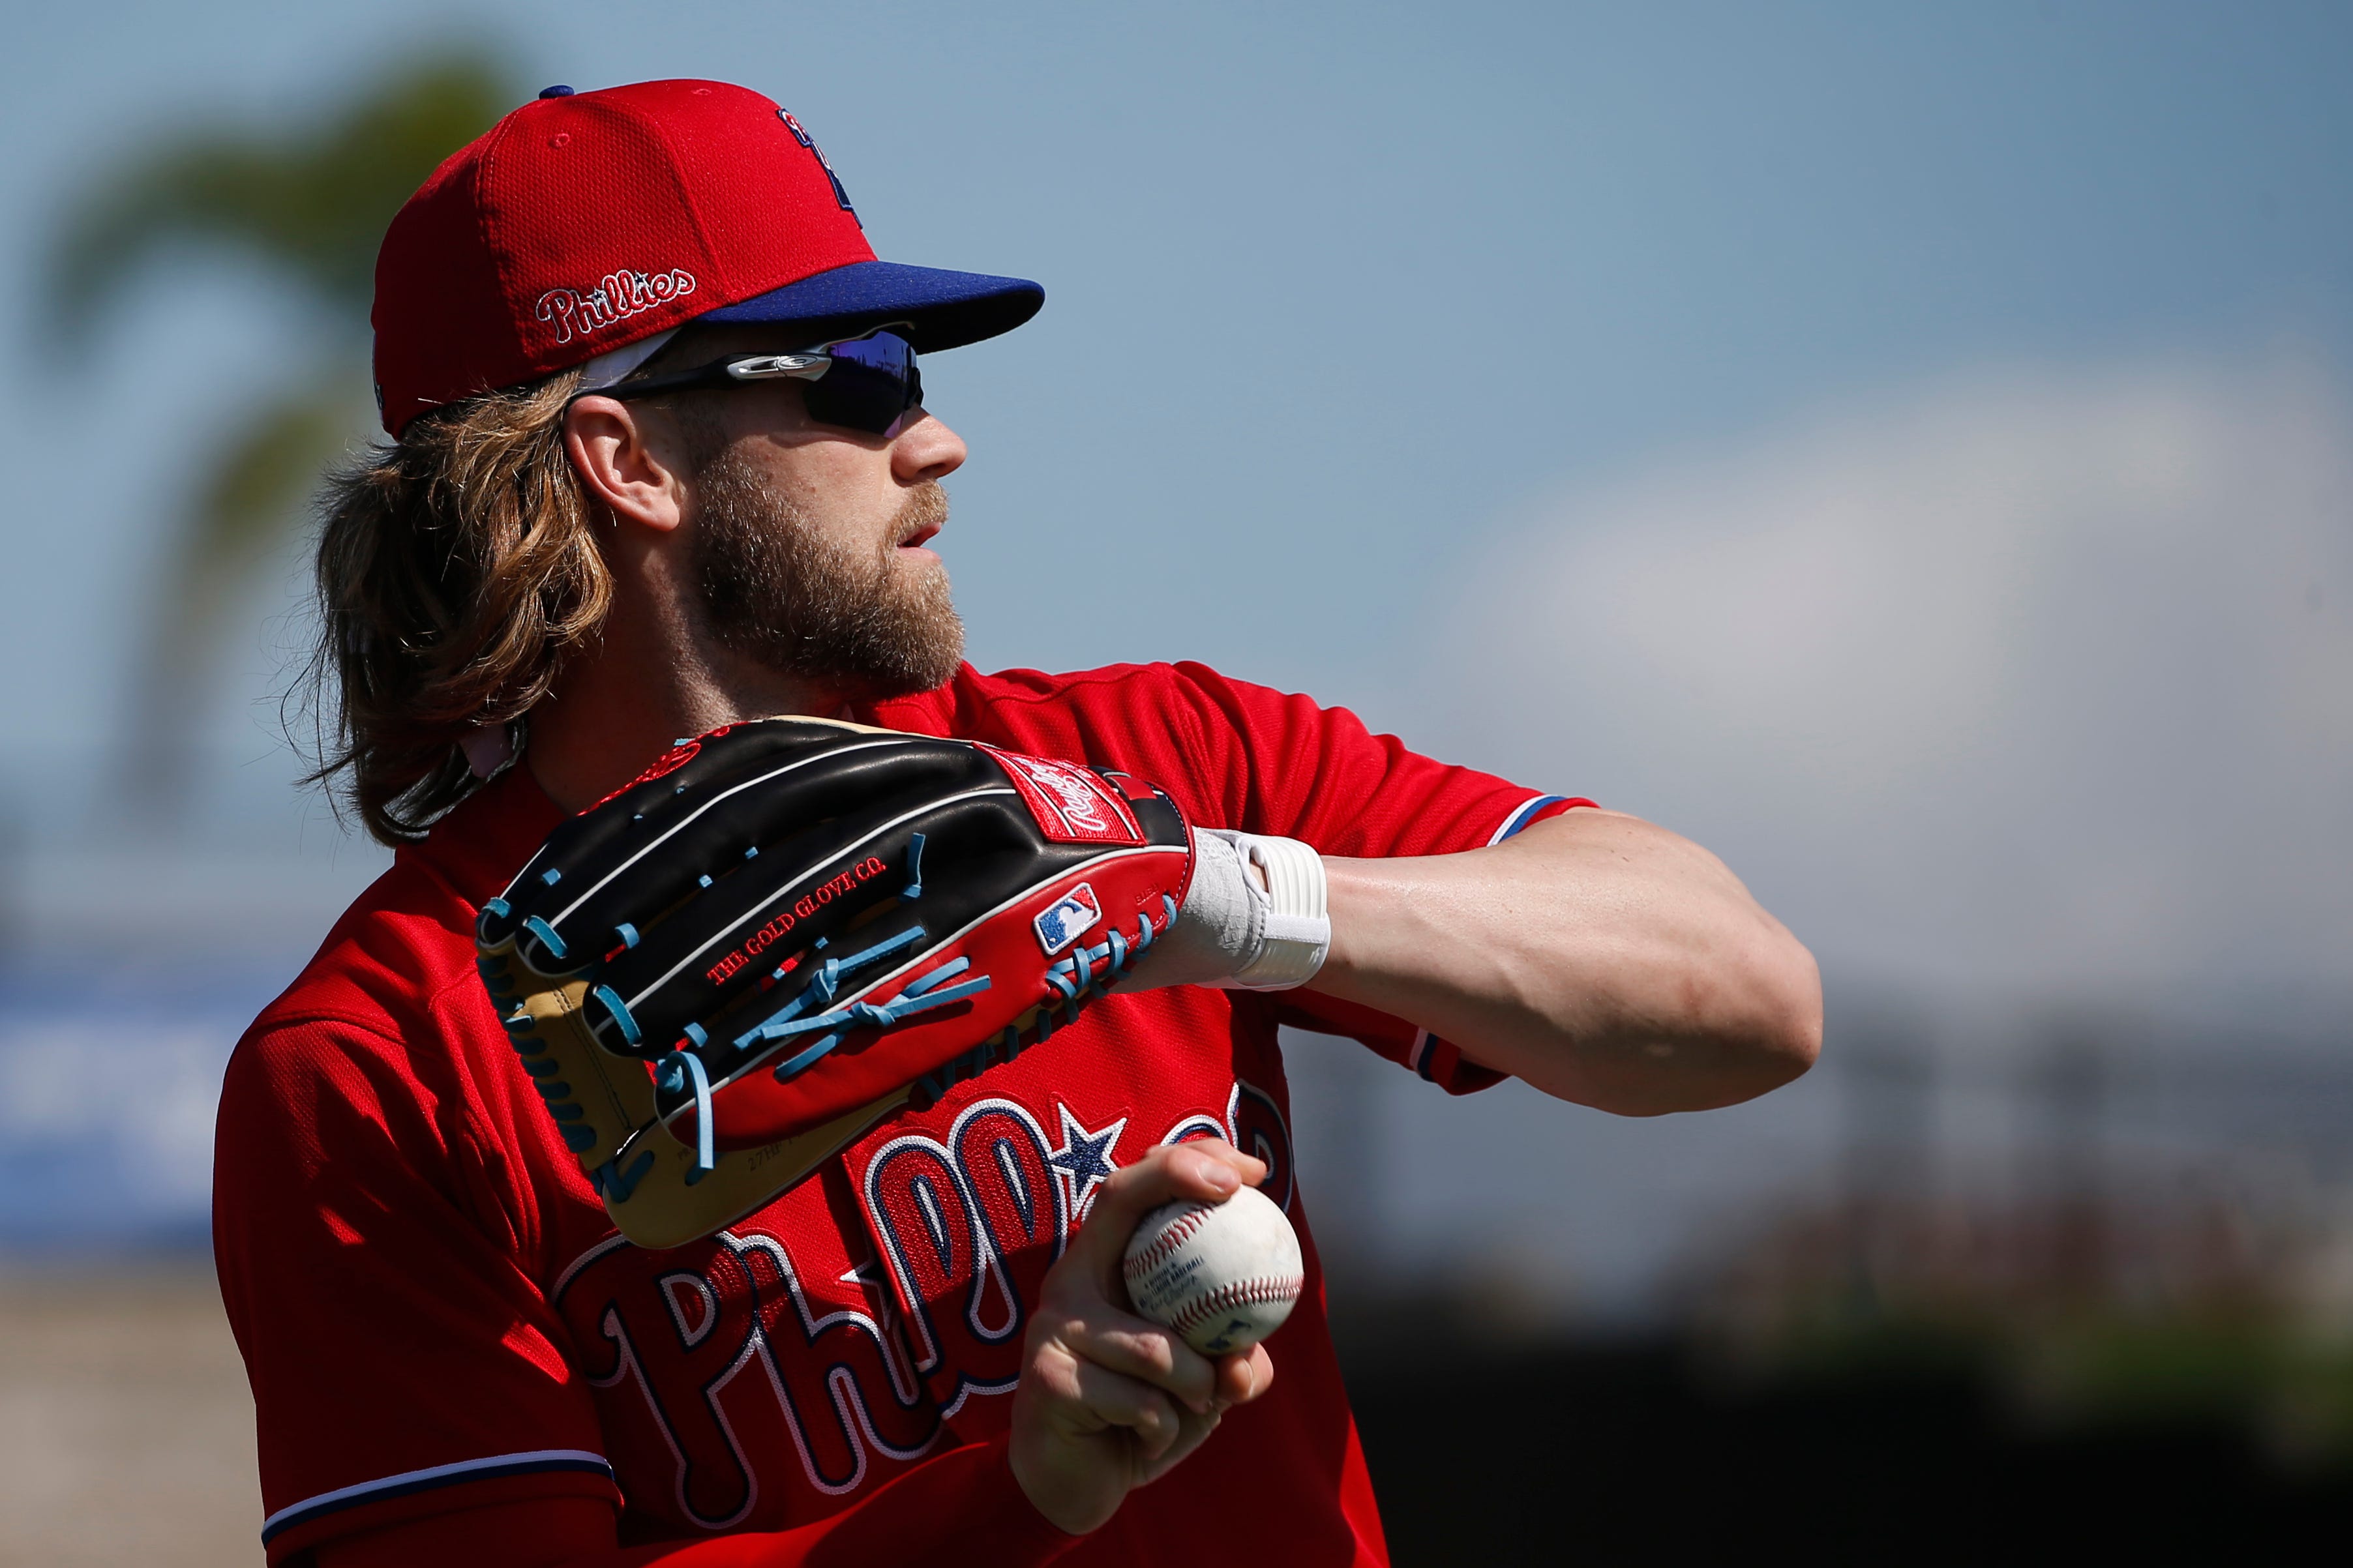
213, 661, 1589, 1566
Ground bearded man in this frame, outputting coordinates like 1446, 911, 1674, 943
215, 79, 1821, 1568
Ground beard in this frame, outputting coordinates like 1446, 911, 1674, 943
687, 449, 965, 701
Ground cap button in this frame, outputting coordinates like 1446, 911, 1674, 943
537, 85, 575, 98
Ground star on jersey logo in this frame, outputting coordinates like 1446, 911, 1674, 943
1047, 1104, 1128, 1219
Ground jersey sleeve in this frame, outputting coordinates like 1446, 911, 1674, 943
1150, 662, 1593, 1095
213, 1011, 623, 1565
877, 662, 1593, 1093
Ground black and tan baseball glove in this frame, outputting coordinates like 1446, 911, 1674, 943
473, 718, 1195, 1248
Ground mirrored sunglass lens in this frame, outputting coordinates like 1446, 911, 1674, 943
826, 331, 913, 376
803, 332, 920, 434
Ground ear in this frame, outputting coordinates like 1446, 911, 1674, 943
565, 396, 692, 533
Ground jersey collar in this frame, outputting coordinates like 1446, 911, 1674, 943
401, 765, 569, 910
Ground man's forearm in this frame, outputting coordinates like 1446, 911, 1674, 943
1311, 810, 1821, 1115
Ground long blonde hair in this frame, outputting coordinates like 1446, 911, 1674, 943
302, 369, 607, 844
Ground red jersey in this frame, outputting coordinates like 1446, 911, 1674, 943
213, 662, 1584, 1565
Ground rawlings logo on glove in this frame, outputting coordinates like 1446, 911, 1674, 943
473, 718, 1195, 1249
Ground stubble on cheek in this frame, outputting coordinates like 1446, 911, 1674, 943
689, 454, 965, 698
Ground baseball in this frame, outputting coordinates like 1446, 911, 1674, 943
1120, 1184, 1305, 1355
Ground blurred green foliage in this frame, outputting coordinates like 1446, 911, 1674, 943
1696, 1180, 2353, 1466
1723, 1287, 2353, 1469
50, 53, 512, 334
45, 50, 517, 801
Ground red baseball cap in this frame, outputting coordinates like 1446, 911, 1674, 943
370, 79, 1043, 437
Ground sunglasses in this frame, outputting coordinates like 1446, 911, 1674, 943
592, 327, 924, 437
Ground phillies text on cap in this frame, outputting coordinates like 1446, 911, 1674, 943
370, 79, 1042, 437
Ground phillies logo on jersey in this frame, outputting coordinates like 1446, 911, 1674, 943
535, 267, 699, 344
550, 1078, 1295, 1536
552, 1224, 938, 1530
979, 746, 1145, 845
1033, 883, 1102, 956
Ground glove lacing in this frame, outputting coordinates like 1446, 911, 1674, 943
652, 892, 1179, 1182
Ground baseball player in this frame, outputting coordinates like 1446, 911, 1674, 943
214, 79, 1821, 1567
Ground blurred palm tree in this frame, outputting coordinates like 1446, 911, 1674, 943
46, 51, 517, 808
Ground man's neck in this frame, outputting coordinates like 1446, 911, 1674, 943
525, 614, 843, 812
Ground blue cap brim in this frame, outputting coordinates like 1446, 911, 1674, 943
697, 259, 1043, 351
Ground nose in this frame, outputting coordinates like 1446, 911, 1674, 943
893, 410, 967, 484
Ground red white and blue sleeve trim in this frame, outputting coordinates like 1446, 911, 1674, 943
1486, 792, 1587, 846
1406, 791, 1593, 1082
259, 1449, 615, 1545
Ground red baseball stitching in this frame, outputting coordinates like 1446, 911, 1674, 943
1167, 1273, 1304, 1337
1122, 1204, 1216, 1280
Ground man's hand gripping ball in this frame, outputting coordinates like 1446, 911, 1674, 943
473, 718, 1195, 1248
1013, 1139, 1278, 1535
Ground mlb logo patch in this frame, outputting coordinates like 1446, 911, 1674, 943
1034, 883, 1103, 956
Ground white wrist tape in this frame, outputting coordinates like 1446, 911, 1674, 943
1109, 827, 1332, 994
1199, 828, 1330, 991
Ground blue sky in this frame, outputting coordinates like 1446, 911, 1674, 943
8, 1, 2346, 748
3, 1, 2349, 1288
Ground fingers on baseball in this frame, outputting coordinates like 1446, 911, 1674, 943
1060, 1310, 1219, 1415
1216, 1344, 1275, 1410
1066, 1359, 1188, 1462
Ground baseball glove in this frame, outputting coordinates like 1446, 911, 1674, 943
473, 717, 1195, 1248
